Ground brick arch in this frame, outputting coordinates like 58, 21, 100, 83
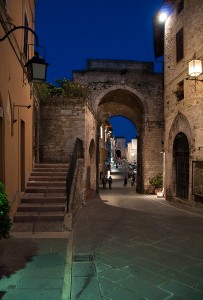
95, 84, 148, 116
168, 113, 194, 151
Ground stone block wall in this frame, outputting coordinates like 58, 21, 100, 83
164, 0, 203, 203
40, 98, 86, 163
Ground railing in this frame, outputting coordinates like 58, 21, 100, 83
66, 138, 84, 211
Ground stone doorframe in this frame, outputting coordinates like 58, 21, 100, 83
165, 113, 194, 202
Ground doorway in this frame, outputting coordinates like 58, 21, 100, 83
173, 132, 189, 199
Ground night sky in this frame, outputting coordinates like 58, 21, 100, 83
35, 0, 164, 143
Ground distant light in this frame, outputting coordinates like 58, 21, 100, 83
158, 12, 168, 23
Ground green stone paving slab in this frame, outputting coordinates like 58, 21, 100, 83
29, 253, 65, 268
0, 238, 68, 299
158, 267, 202, 288
6, 267, 65, 279
1, 288, 62, 300
18, 277, 63, 289
132, 257, 165, 273
99, 267, 129, 282
71, 275, 101, 300
118, 274, 172, 300
95, 252, 128, 268
145, 250, 199, 271
98, 275, 121, 295
123, 264, 168, 285
160, 280, 203, 299
0, 274, 20, 290
72, 261, 96, 277
104, 285, 142, 300
95, 261, 112, 273
195, 282, 203, 292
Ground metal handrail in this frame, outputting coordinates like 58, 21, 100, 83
66, 138, 84, 211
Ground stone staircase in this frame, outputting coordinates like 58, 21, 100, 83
13, 163, 69, 232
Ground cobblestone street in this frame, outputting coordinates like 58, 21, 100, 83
72, 165, 203, 299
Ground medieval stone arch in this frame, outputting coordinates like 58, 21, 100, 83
165, 113, 194, 201
73, 59, 164, 193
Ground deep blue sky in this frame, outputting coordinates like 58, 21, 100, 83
35, 0, 163, 143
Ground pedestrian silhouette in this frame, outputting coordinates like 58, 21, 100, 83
102, 175, 107, 189
108, 176, 112, 189
124, 175, 127, 186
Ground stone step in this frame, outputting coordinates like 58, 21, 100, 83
32, 168, 68, 174
34, 163, 69, 168
31, 171, 67, 176
17, 204, 65, 213
29, 176, 66, 181
14, 163, 69, 230
27, 181, 66, 187
21, 193, 66, 204
25, 186, 66, 193
14, 212, 65, 222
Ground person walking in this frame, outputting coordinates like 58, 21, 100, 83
124, 174, 128, 186
108, 176, 112, 189
131, 174, 135, 186
102, 174, 107, 189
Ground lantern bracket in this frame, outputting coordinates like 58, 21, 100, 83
0, 22, 39, 46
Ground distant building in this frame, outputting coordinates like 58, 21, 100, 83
126, 139, 137, 163
115, 137, 126, 160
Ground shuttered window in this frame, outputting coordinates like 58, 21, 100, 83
176, 28, 184, 62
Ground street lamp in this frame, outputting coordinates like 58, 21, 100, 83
25, 52, 48, 84
187, 59, 203, 81
0, 23, 48, 83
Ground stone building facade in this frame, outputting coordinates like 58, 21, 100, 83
0, 0, 37, 216
73, 59, 164, 193
156, 0, 203, 204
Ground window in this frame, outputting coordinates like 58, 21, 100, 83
23, 13, 28, 58
175, 80, 184, 101
176, 28, 184, 62
177, 0, 184, 15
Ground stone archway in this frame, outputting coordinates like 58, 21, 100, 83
73, 59, 164, 193
97, 87, 145, 192
165, 113, 194, 201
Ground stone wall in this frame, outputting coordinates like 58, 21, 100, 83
164, 0, 203, 203
40, 97, 86, 163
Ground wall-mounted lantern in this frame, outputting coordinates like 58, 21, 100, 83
0, 23, 48, 83
25, 53, 48, 83
188, 59, 202, 78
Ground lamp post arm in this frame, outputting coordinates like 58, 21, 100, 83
0, 25, 39, 46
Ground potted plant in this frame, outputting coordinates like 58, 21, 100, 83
0, 182, 12, 241
149, 173, 163, 194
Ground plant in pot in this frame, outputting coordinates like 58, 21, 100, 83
0, 182, 12, 241
149, 173, 163, 194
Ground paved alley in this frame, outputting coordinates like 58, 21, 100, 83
71, 164, 203, 299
